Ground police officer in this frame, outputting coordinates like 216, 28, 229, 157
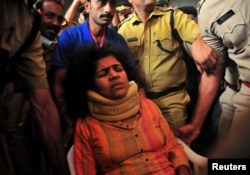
118, 0, 216, 134
0, 0, 70, 174
192, 0, 250, 158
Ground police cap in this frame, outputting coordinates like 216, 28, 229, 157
116, 0, 132, 13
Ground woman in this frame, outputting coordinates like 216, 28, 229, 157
64, 43, 191, 175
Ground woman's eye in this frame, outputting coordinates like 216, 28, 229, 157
96, 68, 109, 78
113, 65, 124, 72
95, 65, 124, 78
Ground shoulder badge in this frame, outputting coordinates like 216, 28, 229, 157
216, 9, 235, 25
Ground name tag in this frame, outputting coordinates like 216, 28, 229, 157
127, 37, 138, 42
216, 9, 235, 25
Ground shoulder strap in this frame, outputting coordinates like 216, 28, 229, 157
169, 9, 200, 118
169, 9, 183, 44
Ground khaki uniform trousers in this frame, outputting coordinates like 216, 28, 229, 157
218, 86, 237, 137
150, 89, 190, 131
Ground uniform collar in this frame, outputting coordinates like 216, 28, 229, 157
197, 0, 206, 13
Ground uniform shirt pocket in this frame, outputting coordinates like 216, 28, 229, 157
215, 9, 247, 49
152, 31, 180, 57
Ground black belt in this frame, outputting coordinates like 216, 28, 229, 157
226, 82, 238, 92
146, 82, 186, 99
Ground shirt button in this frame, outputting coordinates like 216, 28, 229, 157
129, 99, 134, 104
111, 108, 117, 113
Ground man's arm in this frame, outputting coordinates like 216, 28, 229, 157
28, 88, 70, 175
176, 63, 225, 145
64, 0, 85, 22
51, 67, 68, 107
50, 67, 74, 148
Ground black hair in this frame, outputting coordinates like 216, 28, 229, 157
64, 42, 140, 120
34, 0, 64, 10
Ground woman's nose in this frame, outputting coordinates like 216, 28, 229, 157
108, 68, 118, 79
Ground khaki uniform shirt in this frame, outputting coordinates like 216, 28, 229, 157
118, 7, 199, 93
198, 0, 250, 82
0, 0, 48, 90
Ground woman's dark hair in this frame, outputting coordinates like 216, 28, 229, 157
64, 42, 140, 120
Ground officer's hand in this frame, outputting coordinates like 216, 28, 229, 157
175, 124, 200, 146
195, 59, 217, 74
192, 34, 217, 72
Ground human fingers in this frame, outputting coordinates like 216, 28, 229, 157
206, 60, 217, 71
199, 63, 209, 72
198, 60, 217, 73
210, 48, 218, 64
195, 62, 204, 73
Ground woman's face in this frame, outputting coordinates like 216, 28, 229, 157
94, 55, 130, 99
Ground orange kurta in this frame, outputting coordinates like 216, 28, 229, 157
74, 97, 190, 175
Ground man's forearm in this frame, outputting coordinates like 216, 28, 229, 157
190, 64, 225, 130
64, 0, 81, 21
28, 88, 70, 175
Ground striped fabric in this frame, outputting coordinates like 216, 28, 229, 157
74, 98, 190, 175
